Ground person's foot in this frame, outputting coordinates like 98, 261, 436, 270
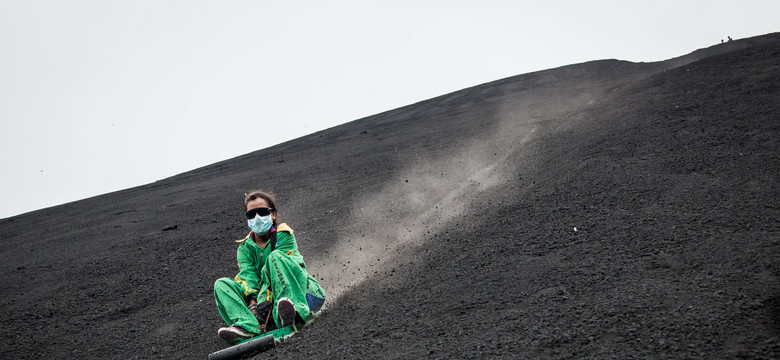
218, 326, 252, 342
276, 297, 296, 327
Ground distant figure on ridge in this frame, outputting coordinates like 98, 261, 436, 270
728, 36, 733, 42
213, 190, 326, 342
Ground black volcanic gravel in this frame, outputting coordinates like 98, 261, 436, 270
1, 33, 778, 359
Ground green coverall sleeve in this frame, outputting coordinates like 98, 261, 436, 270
234, 243, 262, 301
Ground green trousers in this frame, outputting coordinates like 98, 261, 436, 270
214, 277, 262, 333
214, 251, 325, 333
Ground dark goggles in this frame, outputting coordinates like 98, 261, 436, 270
245, 207, 275, 219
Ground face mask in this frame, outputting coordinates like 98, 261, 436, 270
247, 214, 273, 234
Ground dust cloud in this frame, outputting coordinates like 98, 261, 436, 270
309, 81, 608, 303
313, 112, 539, 302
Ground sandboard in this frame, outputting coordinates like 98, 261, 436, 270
208, 325, 297, 360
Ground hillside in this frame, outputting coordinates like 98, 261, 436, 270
1, 33, 778, 359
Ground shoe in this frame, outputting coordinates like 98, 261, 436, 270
276, 297, 296, 327
218, 326, 252, 342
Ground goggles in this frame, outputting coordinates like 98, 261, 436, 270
245, 207, 275, 219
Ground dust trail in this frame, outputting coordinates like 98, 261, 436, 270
313, 111, 539, 302
308, 72, 608, 302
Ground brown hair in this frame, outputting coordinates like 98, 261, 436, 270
244, 190, 279, 226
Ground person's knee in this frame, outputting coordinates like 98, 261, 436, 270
266, 251, 288, 265
214, 277, 234, 290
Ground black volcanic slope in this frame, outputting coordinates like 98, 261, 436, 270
2, 33, 778, 359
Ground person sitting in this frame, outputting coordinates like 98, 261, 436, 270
213, 190, 326, 342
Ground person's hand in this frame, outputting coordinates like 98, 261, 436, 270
249, 300, 272, 320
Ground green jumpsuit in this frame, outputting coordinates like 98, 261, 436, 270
214, 223, 326, 333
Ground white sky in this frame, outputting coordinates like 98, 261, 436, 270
1, 1, 778, 219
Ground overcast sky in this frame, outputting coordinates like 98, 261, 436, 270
1, 1, 778, 219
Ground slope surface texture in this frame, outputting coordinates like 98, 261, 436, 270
1, 33, 778, 359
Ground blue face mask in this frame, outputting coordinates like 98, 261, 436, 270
247, 214, 273, 234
